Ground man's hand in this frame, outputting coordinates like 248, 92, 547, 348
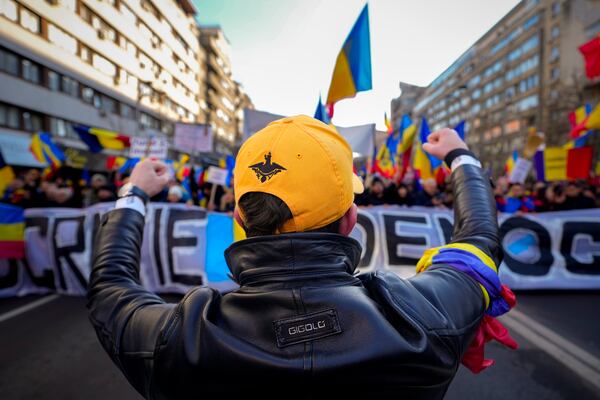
422, 128, 468, 161
130, 160, 170, 197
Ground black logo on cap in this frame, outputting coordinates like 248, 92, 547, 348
249, 152, 286, 183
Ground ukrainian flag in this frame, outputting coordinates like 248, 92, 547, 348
0, 204, 25, 259
326, 4, 372, 115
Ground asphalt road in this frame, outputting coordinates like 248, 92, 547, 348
1, 291, 599, 400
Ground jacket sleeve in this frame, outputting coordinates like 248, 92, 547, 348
86, 208, 176, 398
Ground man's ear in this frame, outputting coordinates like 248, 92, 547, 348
233, 207, 246, 231
338, 204, 358, 236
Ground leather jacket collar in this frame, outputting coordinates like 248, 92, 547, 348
224, 233, 362, 286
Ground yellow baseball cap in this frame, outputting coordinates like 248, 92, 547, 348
234, 115, 364, 233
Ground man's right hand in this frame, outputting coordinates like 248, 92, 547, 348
422, 128, 468, 161
130, 160, 170, 197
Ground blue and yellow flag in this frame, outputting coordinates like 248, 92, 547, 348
326, 4, 372, 116
413, 118, 436, 180
29, 132, 65, 170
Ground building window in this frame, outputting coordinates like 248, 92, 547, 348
120, 103, 135, 119
48, 24, 78, 55
80, 45, 92, 63
22, 111, 42, 131
82, 86, 94, 104
50, 117, 69, 137
20, 7, 41, 34
550, 46, 559, 60
101, 95, 116, 113
552, 2, 560, 17
47, 70, 60, 91
551, 26, 560, 39
0, 104, 20, 129
61, 75, 79, 97
0, 47, 19, 75
0, 0, 17, 21
21, 59, 40, 84
551, 67, 560, 80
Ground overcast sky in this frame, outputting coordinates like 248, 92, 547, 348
194, 0, 520, 130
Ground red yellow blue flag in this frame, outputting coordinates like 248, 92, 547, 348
326, 4, 372, 117
0, 151, 15, 199
29, 132, 65, 170
73, 125, 130, 153
0, 203, 25, 259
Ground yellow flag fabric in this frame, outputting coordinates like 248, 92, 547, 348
544, 147, 568, 181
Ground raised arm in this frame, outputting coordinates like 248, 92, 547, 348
87, 160, 175, 397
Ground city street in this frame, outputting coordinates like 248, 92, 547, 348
1, 291, 599, 400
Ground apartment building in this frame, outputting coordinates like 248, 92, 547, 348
391, 0, 600, 174
0, 0, 200, 163
198, 25, 253, 153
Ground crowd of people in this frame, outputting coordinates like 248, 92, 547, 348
1, 166, 236, 213
2, 165, 599, 214
354, 173, 600, 213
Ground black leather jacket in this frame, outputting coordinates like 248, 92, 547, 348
87, 164, 501, 399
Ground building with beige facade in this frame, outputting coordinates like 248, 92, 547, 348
0, 0, 201, 165
391, 0, 600, 174
198, 25, 254, 153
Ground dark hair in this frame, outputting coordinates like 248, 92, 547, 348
238, 192, 341, 237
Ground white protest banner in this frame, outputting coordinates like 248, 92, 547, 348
509, 158, 532, 183
129, 137, 168, 159
206, 166, 229, 186
174, 123, 213, 153
1, 205, 599, 298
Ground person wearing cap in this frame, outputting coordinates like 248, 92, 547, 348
88, 115, 515, 399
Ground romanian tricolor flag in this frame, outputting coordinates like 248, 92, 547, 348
0, 204, 25, 259
175, 154, 190, 181
579, 35, 600, 79
396, 115, 417, 180
504, 150, 518, 176
325, 4, 372, 117
569, 102, 600, 139
0, 151, 15, 199
29, 132, 65, 170
373, 120, 400, 179
73, 125, 130, 153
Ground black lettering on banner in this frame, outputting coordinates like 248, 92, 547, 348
383, 214, 428, 266
356, 213, 375, 268
500, 216, 553, 276
166, 209, 206, 286
435, 215, 453, 245
561, 221, 600, 275
52, 216, 87, 290
153, 207, 166, 285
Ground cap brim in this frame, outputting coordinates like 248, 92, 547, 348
352, 173, 364, 194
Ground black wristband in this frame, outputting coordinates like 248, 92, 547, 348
444, 149, 478, 167
127, 185, 150, 205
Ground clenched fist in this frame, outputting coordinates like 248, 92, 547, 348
422, 128, 468, 161
130, 160, 170, 197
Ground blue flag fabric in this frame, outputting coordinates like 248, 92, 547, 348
454, 120, 466, 141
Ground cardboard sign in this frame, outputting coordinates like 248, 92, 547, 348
129, 137, 168, 159
206, 166, 228, 185
509, 158, 533, 183
174, 123, 213, 153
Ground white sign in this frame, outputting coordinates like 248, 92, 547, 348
174, 123, 213, 153
509, 158, 533, 183
129, 137, 168, 159
206, 166, 229, 186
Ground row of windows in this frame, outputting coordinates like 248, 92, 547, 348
506, 54, 539, 82
489, 13, 539, 56
0, 46, 170, 130
0, 3, 195, 121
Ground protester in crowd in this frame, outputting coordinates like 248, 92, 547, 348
413, 178, 440, 207
218, 187, 235, 213
498, 183, 535, 214
361, 176, 387, 206
388, 183, 414, 207
167, 185, 185, 203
